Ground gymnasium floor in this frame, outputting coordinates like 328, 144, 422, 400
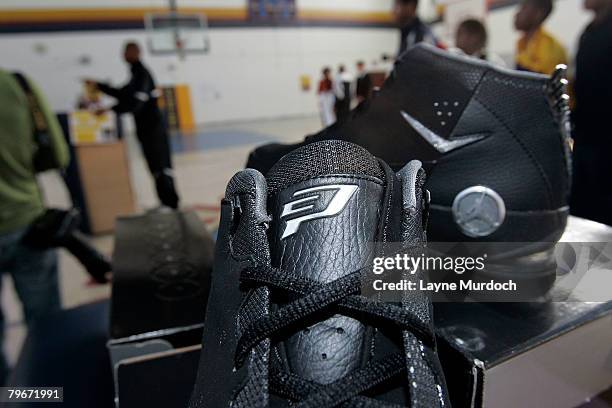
1, 114, 323, 367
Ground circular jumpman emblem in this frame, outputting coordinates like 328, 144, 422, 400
452, 186, 506, 238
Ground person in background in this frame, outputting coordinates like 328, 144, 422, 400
514, 0, 567, 74
317, 67, 335, 126
334, 65, 353, 123
452, 18, 506, 66
85, 41, 180, 209
394, 0, 440, 56
355, 61, 373, 103
0, 69, 69, 385
570, 0, 612, 226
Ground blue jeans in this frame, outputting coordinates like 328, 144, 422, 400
0, 228, 60, 385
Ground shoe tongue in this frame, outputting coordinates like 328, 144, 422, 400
265, 140, 388, 383
266, 140, 386, 276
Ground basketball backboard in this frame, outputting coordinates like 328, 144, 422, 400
145, 13, 210, 56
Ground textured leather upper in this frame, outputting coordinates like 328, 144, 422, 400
268, 175, 385, 384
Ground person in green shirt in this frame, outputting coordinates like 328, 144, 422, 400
0, 69, 69, 384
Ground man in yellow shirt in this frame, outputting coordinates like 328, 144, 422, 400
514, 0, 568, 74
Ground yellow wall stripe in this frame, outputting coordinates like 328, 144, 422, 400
0, 7, 247, 24
297, 10, 394, 24
0, 7, 393, 24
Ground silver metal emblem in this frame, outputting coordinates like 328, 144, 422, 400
452, 186, 506, 237
281, 184, 358, 239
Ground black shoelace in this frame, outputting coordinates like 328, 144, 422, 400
233, 262, 442, 408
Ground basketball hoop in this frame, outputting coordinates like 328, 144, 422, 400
145, 12, 210, 56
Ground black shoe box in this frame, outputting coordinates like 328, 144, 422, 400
109, 210, 214, 340
115, 344, 202, 408
108, 210, 214, 408
435, 217, 612, 408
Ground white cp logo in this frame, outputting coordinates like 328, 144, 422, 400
280, 184, 358, 239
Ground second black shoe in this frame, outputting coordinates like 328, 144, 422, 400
189, 140, 449, 407
246, 44, 571, 245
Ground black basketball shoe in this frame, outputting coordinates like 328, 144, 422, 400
189, 140, 449, 407
246, 44, 571, 246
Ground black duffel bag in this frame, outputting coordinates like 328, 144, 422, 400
22, 208, 112, 283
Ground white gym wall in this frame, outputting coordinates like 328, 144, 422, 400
0, 0, 591, 125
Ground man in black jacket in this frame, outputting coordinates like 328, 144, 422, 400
86, 42, 179, 209
334, 65, 352, 123
355, 61, 372, 103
